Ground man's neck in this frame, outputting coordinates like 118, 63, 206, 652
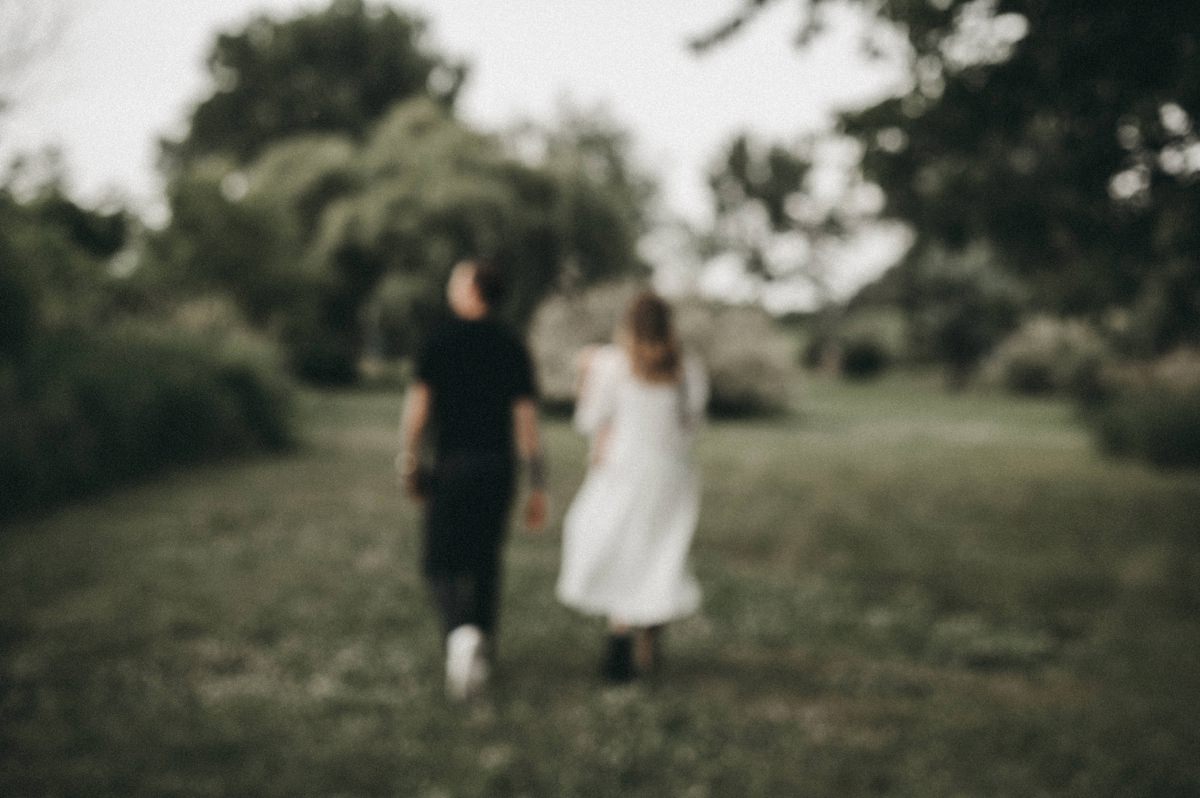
455, 305, 489, 321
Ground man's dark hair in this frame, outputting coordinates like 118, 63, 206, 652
469, 259, 507, 307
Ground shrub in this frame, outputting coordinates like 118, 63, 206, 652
905, 243, 1027, 388
1088, 349, 1200, 469
840, 337, 890, 381
0, 310, 295, 519
798, 307, 905, 379
528, 282, 795, 417
675, 299, 794, 417
527, 281, 639, 413
981, 316, 1111, 400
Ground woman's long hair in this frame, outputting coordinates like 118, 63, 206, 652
622, 291, 681, 383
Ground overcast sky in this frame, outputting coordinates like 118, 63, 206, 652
1, 0, 910, 303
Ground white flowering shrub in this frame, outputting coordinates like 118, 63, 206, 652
528, 282, 797, 417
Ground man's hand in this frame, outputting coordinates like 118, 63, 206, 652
524, 488, 548, 532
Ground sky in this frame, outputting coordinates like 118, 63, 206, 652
1, 0, 911, 305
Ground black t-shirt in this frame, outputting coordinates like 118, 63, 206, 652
416, 317, 537, 456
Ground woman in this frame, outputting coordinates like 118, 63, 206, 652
556, 291, 709, 682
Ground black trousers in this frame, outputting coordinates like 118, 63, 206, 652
422, 451, 514, 637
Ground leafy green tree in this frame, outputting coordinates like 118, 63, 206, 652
696, 0, 1200, 352
153, 3, 653, 383
700, 132, 887, 307
289, 100, 645, 378
146, 158, 308, 327
904, 243, 1026, 387
531, 103, 659, 244
151, 100, 649, 382
0, 170, 130, 362
164, 0, 465, 167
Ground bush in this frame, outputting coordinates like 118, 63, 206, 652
529, 282, 796, 417
676, 300, 794, 417
0, 312, 295, 519
905, 243, 1027, 388
798, 307, 905, 379
840, 337, 890, 380
1088, 349, 1200, 469
981, 316, 1111, 399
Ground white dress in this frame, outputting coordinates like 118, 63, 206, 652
556, 345, 709, 625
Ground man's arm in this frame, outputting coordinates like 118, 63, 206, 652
514, 397, 548, 531
397, 382, 431, 500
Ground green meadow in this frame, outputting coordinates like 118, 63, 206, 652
3, 376, 1198, 797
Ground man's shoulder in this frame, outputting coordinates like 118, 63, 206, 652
482, 319, 529, 354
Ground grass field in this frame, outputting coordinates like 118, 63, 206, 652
2, 375, 1199, 796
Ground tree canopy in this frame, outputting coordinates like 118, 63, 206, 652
151, 99, 649, 382
697, 0, 1200, 352
165, 0, 465, 167
150, 2, 653, 383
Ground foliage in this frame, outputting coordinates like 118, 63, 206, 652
0, 179, 295, 519
526, 102, 660, 245
153, 94, 650, 383
529, 282, 795, 417
839, 336, 890, 380
676, 299, 795, 417
0, 322, 294, 519
1089, 349, 1200, 468
904, 243, 1026, 387
698, 0, 1200, 352
699, 133, 890, 306
154, 4, 655, 384
981, 315, 1111, 398
801, 307, 906, 378
144, 157, 308, 327
164, 0, 464, 167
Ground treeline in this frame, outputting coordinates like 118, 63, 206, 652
694, 0, 1200, 467
0, 182, 295, 519
1, 0, 653, 518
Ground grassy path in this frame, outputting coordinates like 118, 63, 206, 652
3, 377, 1199, 796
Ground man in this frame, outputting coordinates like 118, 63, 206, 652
397, 259, 548, 700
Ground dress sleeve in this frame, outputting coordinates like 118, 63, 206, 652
681, 353, 710, 426
574, 346, 621, 436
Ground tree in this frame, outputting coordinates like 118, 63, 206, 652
699, 130, 895, 309
150, 100, 649, 383
286, 100, 646, 379
152, 3, 652, 383
164, 0, 465, 168
0, 166, 130, 362
695, 1, 1200, 353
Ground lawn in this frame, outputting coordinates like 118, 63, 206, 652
2, 375, 1198, 796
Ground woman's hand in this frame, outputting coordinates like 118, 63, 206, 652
524, 488, 549, 532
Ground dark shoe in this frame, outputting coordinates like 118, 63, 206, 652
601, 634, 635, 683
634, 626, 663, 675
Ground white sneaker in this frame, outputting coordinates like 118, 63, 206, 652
445, 624, 488, 701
